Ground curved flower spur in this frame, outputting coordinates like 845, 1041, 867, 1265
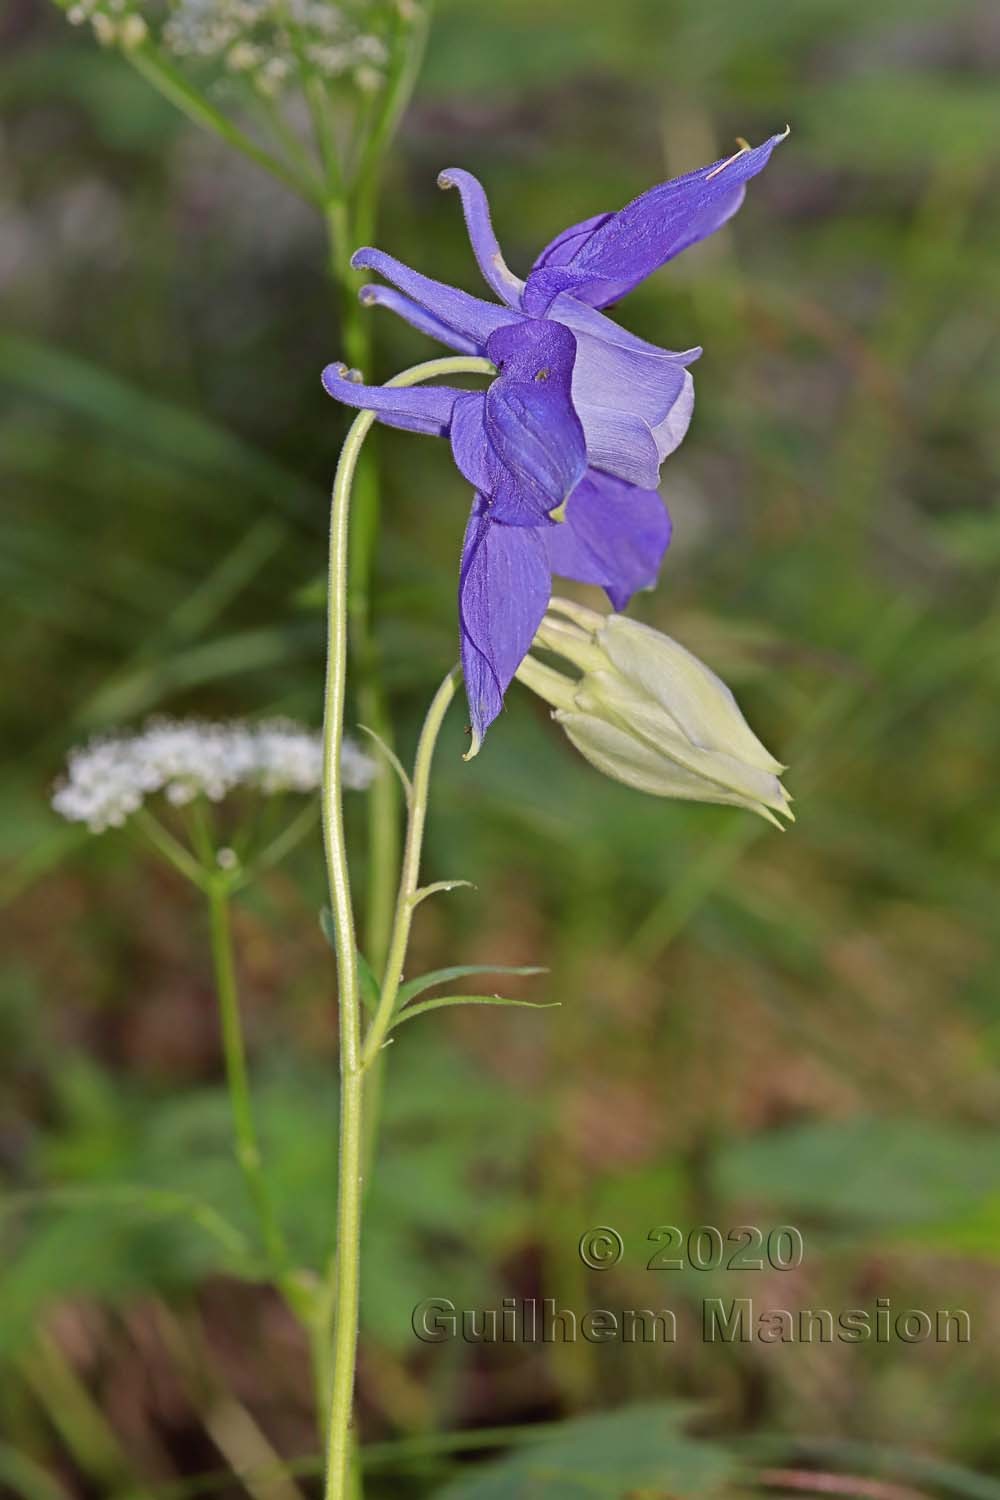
322, 130, 787, 752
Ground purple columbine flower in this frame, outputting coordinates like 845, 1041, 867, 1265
323, 131, 786, 752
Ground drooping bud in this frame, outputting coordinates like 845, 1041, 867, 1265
515, 599, 792, 827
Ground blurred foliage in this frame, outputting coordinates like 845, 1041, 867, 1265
435, 1404, 736, 1499
1, 0, 999, 1494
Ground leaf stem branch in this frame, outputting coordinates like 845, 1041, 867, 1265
205, 877, 311, 1319
127, 48, 322, 205
360, 667, 460, 1070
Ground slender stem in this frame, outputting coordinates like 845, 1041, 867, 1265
325, 202, 370, 373
358, 684, 398, 975
304, 77, 341, 196
324, 2, 432, 978
187, 798, 217, 868
19, 1331, 149, 1498
360, 668, 459, 1071
236, 797, 319, 887
206, 878, 291, 1282
320, 389, 364, 1495
514, 654, 579, 714
319, 357, 492, 1500
349, 3, 431, 248
326, 201, 396, 1247
324, 199, 398, 981
135, 808, 210, 890
357, 666, 459, 1186
254, 90, 327, 203
127, 48, 321, 205
268, 0, 340, 197
139, 811, 312, 1318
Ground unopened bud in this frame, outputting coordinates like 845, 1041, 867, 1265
517, 599, 792, 827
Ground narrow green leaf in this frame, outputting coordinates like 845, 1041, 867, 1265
1, 1185, 254, 1266
397, 964, 547, 1008
128, 47, 321, 202
389, 995, 559, 1032
735, 1436, 1000, 1500
410, 878, 476, 908
357, 724, 412, 802
318, 907, 337, 949
356, 953, 382, 1013
318, 909, 381, 1012
434, 1402, 731, 1499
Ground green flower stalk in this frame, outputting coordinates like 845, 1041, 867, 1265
517, 598, 793, 827
318, 355, 495, 1500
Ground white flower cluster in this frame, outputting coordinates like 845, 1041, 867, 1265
66, 0, 149, 50
52, 718, 375, 833
165, 0, 391, 94
63, 0, 408, 95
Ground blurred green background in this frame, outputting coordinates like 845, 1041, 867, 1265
2, 0, 999, 1495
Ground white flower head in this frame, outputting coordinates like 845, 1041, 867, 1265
157, 0, 391, 90
62, 0, 394, 83
52, 717, 374, 833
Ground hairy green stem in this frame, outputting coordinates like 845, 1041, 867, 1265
357, 665, 460, 1188
360, 668, 460, 1071
206, 879, 293, 1287
320, 399, 366, 1500
323, 5, 431, 977
324, 202, 399, 981
320, 357, 492, 1500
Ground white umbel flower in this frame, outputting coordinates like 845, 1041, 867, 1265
160, 0, 396, 91
52, 718, 374, 833
59, 0, 407, 92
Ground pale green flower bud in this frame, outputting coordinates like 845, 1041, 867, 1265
516, 599, 792, 827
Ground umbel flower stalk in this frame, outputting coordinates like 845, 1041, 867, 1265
517, 598, 792, 826
52, 718, 376, 1342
